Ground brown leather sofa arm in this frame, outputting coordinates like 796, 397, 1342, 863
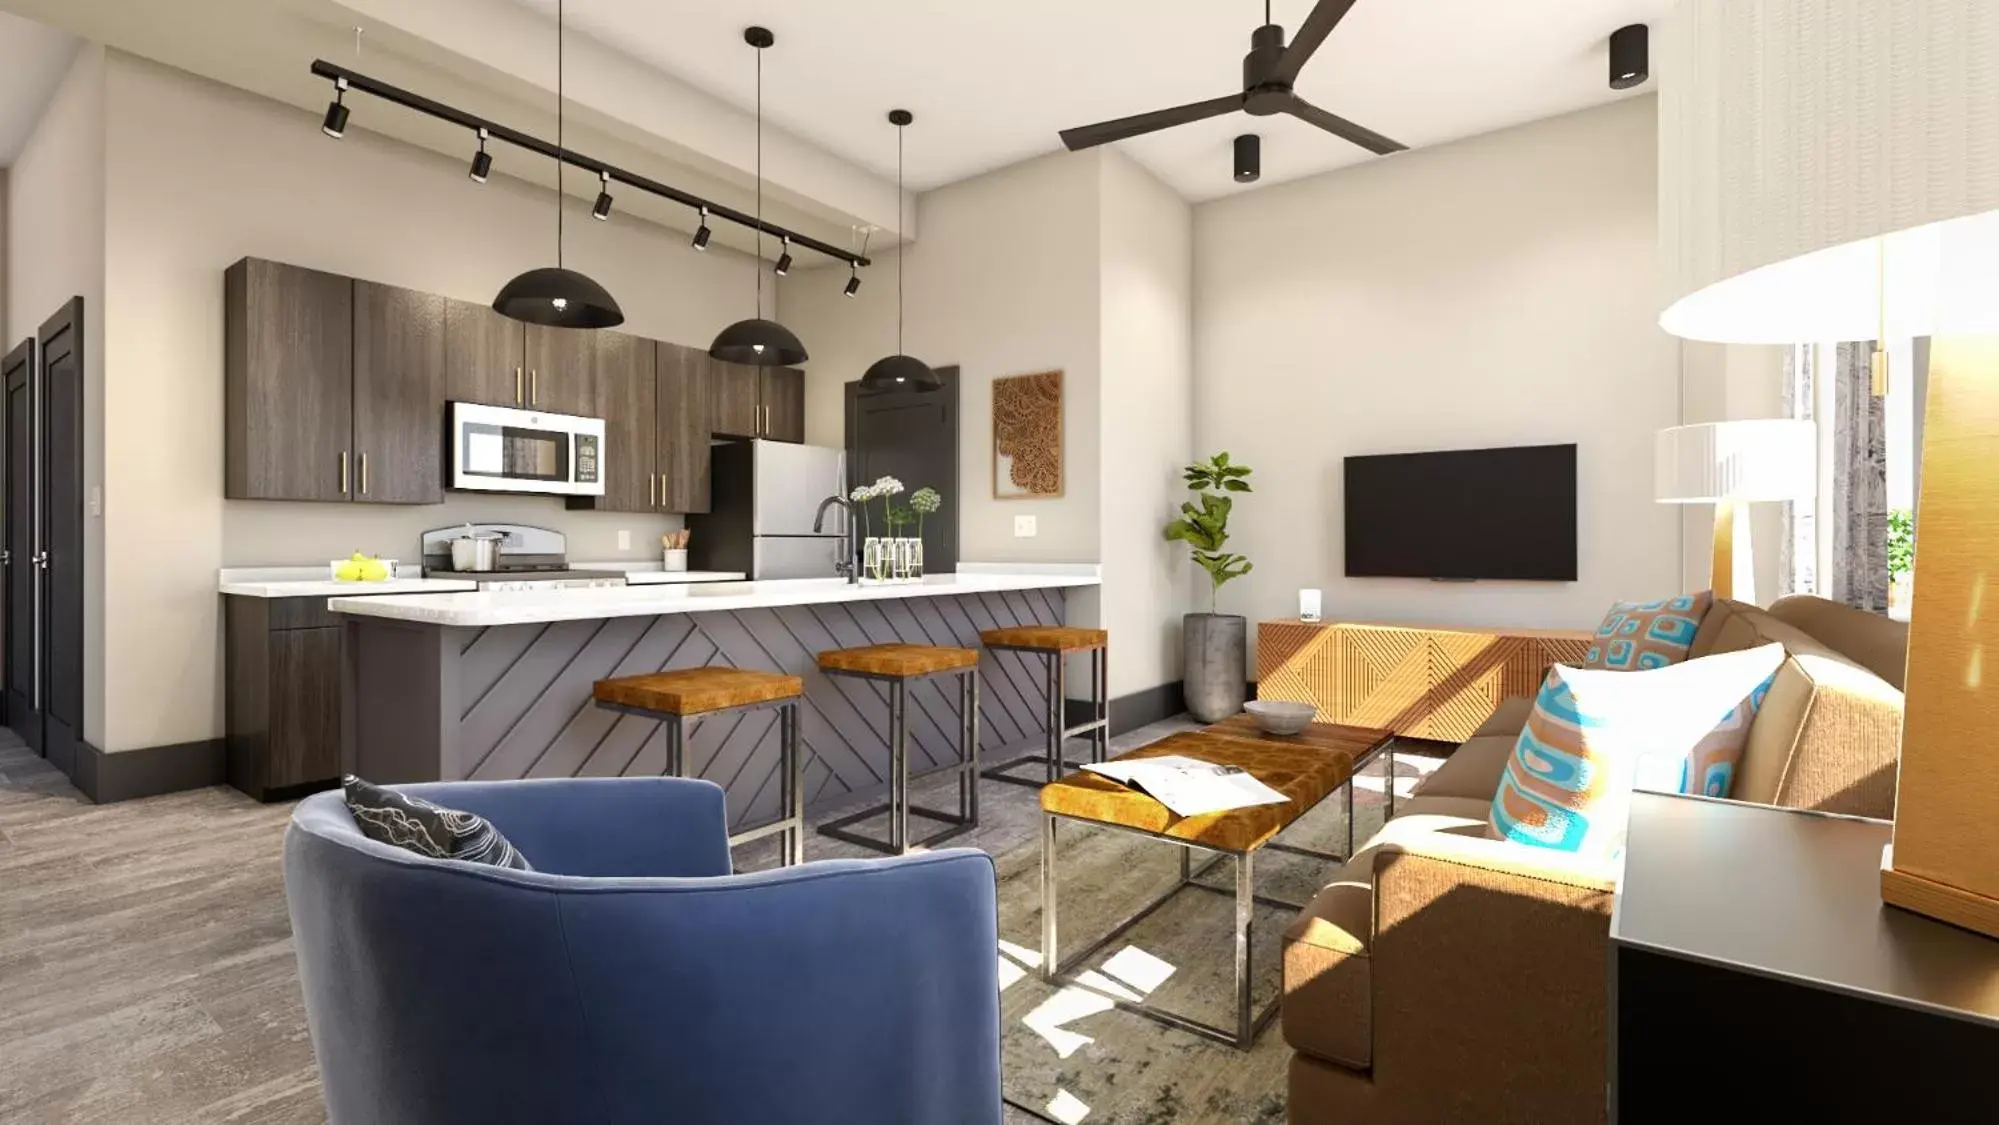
1367, 834, 1617, 1125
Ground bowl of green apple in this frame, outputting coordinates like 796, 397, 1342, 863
330, 553, 396, 582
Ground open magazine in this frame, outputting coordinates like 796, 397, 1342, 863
1081, 755, 1289, 818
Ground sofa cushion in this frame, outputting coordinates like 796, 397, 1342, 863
1470, 696, 1535, 740
1281, 797, 1490, 1067
341, 775, 533, 871
1581, 590, 1714, 671
1688, 599, 1904, 817
1490, 645, 1784, 856
1765, 594, 1909, 690
1411, 734, 1517, 801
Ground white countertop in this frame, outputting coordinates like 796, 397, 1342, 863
218, 567, 480, 599
589, 568, 747, 586
327, 568, 1100, 627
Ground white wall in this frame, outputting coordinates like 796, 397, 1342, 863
787, 150, 1103, 567
1676, 341, 1789, 601
1193, 97, 1681, 640
1097, 151, 1194, 696
6, 45, 106, 748
98, 52, 764, 752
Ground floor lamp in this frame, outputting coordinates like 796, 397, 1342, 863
1655, 420, 1817, 604
1657, 0, 1999, 939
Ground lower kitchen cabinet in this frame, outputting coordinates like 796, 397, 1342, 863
225, 596, 344, 801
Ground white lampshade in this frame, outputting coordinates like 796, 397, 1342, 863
1658, 0, 1999, 343
1655, 420, 1817, 505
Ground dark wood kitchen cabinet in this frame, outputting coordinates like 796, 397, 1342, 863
352, 281, 445, 504
526, 324, 597, 415
225, 595, 343, 801
658, 344, 712, 513
443, 298, 526, 408
708, 358, 804, 442
225, 258, 353, 501
761, 367, 805, 443
592, 330, 656, 512
227, 259, 445, 504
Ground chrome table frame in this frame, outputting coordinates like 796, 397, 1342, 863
1038, 809, 1349, 1050
981, 643, 1108, 788
817, 664, 981, 855
595, 696, 805, 866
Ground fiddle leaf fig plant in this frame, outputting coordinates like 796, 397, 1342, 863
1164, 452, 1254, 613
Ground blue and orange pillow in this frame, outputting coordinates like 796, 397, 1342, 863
1582, 591, 1715, 671
1488, 643, 1782, 857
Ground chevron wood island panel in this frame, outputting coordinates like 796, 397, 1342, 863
1256, 619, 1593, 743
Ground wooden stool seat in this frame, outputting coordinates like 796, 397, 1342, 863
817, 644, 979, 679
980, 626, 1109, 653
593, 667, 801, 717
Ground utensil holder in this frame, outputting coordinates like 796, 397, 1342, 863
663, 548, 689, 572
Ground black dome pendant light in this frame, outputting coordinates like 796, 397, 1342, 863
859, 110, 940, 394
709, 27, 808, 367
493, 0, 624, 329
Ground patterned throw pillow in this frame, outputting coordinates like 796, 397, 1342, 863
1489, 643, 1785, 857
341, 776, 533, 871
1582, 591, 1716, 671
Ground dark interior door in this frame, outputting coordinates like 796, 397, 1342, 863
39, 300, 83, 774
845, 366, 960, 574
2, 339, 34, 745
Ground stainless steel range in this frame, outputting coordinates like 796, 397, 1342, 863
420, 524, 627, 591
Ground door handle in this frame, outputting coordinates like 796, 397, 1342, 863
359, 452, 369, 496
516, 366, 524, 406
31, 551, 47, 569
2, 550, 9, 567
339, 451, 350, 495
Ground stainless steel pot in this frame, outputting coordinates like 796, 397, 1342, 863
449, 532, 504, 572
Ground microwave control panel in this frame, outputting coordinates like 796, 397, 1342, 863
574, 434, 600, 484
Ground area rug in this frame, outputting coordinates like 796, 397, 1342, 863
994, 754, 1435, 1125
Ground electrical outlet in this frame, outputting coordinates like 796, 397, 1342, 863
617, 529, 631, 551
1014, 515, 1037, 538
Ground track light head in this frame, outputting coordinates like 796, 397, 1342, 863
844, 268, 861, 298
1233, 133, 1261, 183
691, 207, 711, 250
321, 78, 349, 139
774, 236, 793, 277
469, 128, 491, 183
1609, 24, 1649, 90
592, 171, 613, 220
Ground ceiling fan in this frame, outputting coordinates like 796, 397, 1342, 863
1057, 0, 1406, 157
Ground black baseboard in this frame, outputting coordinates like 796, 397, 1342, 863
74, 738, 226, 804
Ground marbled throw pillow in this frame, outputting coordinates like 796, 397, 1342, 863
1582, 591, 1715, 671
342, 776, 533, 871
1489, 643, 1785, 857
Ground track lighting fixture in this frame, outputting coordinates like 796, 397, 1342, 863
321, 77, 349, 139
774, 236, 793, 276
691, 207, 712, 250
1610, 24, 1649, 90
469, 128, 492, 183
592, 171, 614, 220
844, 267, 861, 297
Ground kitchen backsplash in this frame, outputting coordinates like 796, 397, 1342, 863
221, 494, 685, 566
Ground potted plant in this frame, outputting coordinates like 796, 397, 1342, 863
1888, 507, 1915, 617
1164, 453, 1254, 721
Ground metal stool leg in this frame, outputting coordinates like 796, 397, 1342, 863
664, 715, 685, 779
784, 701, 804, 866
891, 679, 910, 854
965, 671, 980, 825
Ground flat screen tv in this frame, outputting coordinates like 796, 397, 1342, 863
1343, 443, 1577, 581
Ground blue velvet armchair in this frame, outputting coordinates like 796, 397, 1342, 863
284, 777, 1003, 1125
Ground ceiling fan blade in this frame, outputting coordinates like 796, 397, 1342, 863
1059, 93, 1244, 151
1283, 95, 1406, 155
1269, 0, 1362, 85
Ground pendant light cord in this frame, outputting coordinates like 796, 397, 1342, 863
896, 121, 905, 355
755, 43, 764, 318
556, 0, 564, 269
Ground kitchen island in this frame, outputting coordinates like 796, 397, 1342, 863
331, 568, 1099, 832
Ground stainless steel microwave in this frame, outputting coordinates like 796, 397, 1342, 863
449, 402, 606, 496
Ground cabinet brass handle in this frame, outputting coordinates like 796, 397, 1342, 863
339, 451, 350, 495
359, 453, 369, 496
515, 366, 524, 405
530, 370, 538, 407
650, 473, 657, 507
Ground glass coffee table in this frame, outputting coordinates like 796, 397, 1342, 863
1037, 719, 1394, 1048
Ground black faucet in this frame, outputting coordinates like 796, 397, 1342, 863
814, 496, 860, 584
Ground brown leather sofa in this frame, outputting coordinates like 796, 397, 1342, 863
1280, 596, 1907, 1123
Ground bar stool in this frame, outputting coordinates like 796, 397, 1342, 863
592, 667, 806, 866
978, 626, 1109, 787
815, 644, 981, 855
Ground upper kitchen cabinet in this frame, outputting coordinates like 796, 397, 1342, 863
526, 324, 597, 416
352, 282, 446, 504
226, 258, 355, 502
588, 330, 655, 513
708, 358, 804, 443
761, 367, 805, 443
443, 299, 526, 408
658, 344, 713, 513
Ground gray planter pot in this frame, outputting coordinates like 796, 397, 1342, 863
1183, 612, 1247, 723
